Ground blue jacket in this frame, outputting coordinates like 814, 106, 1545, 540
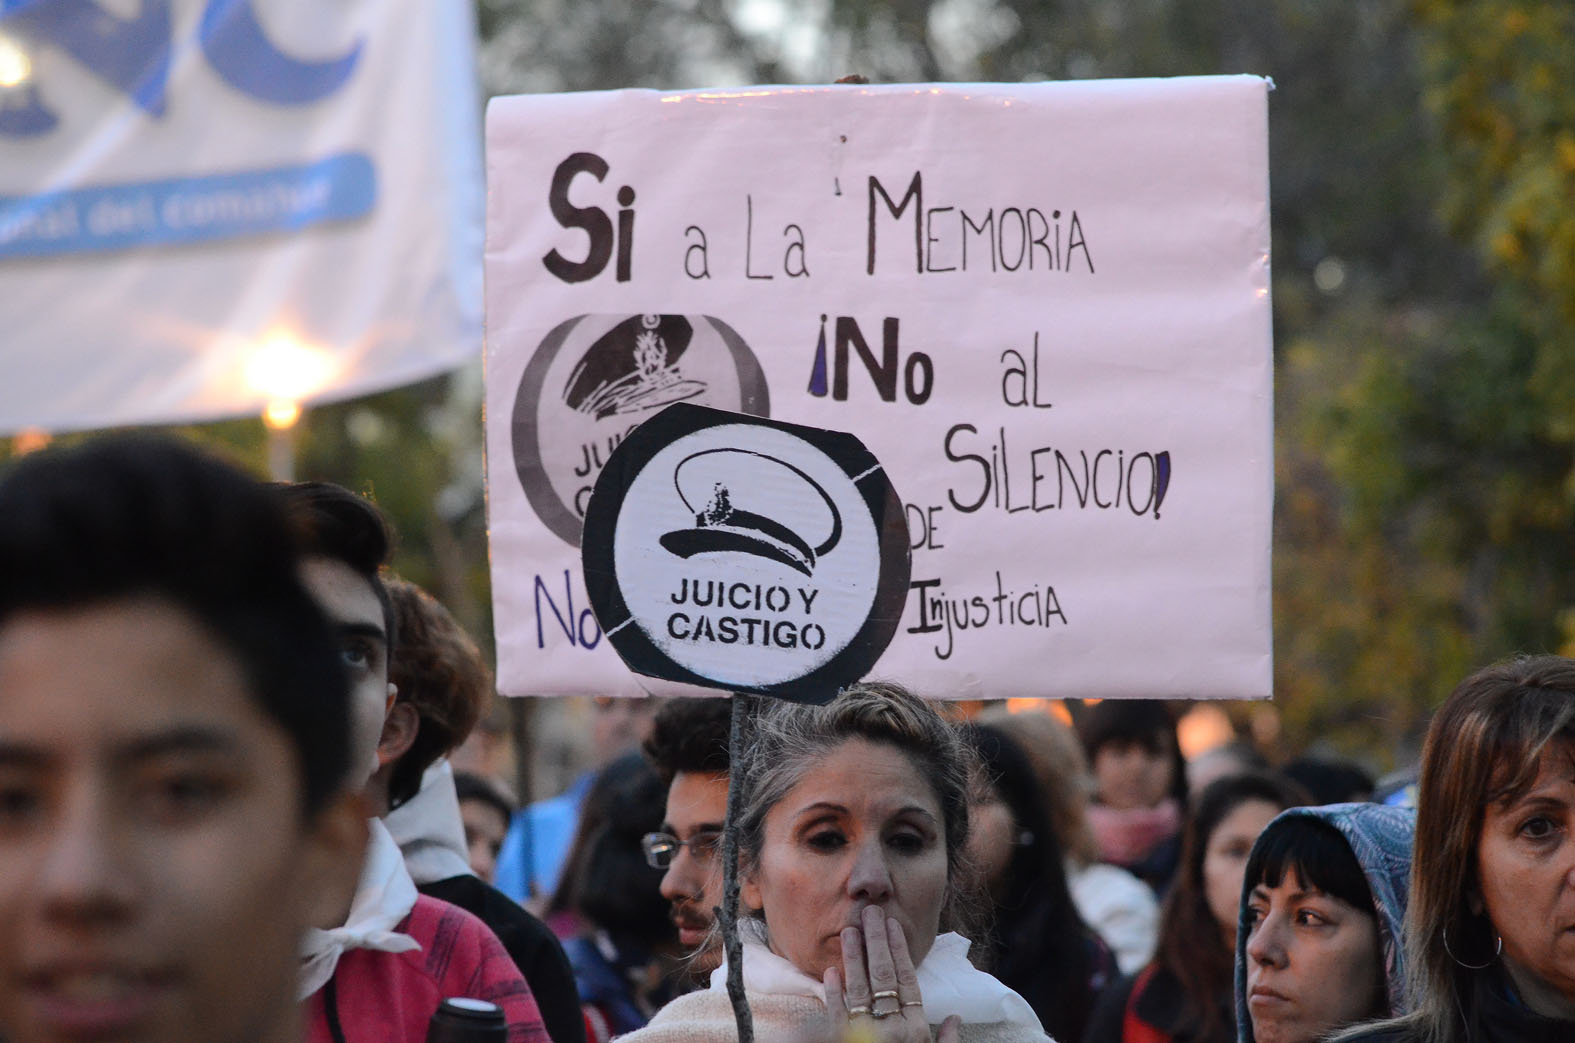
493, 770, 595, 903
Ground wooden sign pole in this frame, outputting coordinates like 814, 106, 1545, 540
718, 693, 757, 1043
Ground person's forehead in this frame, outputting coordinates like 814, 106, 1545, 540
666, 770, 729, 827
460, 797, 509, 833
299, 556, 384, 634
0, 598, 290, 765
1491, 747, 1575, 810
1102, 734, 1166, 754
779, 740, 941, 819
1213, 799, 1283, 839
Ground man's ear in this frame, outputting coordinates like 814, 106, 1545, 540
376, 698, 419, 769
298, 790, 370, 930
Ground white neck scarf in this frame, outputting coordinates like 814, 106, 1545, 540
297, 819, 422, 999
709, 923, 1044, 1031
383, 760, 474, 886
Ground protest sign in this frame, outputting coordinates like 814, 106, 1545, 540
485, 77, 1273, 700
0, 0, 483, 433
582, 403, 910, 702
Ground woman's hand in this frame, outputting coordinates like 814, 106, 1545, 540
823, 905, 961, 1043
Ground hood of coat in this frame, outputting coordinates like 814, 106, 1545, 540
1234, 802, 1416, 1043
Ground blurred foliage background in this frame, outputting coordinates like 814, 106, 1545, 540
8, 0, 1572, 773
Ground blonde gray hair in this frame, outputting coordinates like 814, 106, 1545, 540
735, 681, 977, 931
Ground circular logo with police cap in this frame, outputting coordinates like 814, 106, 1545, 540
511, 313, 769, 547
581, 403, 910, 702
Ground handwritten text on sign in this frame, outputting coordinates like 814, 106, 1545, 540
484, 78, 1273, 700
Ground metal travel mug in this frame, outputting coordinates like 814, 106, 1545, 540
426, 997, 507, 1043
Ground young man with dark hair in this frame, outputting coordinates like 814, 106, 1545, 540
275, 483, 549, 1043
0, 438, 367, 1043
381, 578, 486, 811
381, 577, 588, 1043
277, 482, 408, 805
639, 697, 733, 977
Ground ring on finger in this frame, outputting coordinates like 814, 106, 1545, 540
872, 998, 902, 1018
901, 1000, 924, 1009
872, 990, 899, 1002
846, 1005, 871, 1018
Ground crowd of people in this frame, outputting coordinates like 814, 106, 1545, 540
2, 435, 1574, 1043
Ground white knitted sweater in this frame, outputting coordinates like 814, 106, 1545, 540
616, 988, 1053, 1043
616, 928, 1053, 1043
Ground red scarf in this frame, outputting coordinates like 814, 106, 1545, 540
1087, 798, 1181, 866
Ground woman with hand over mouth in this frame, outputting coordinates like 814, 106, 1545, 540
619, 682, 1051, 1043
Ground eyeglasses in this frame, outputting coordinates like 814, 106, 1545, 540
641, 829, 722, 869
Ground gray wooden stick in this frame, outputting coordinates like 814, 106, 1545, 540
719, 693, 756, 1043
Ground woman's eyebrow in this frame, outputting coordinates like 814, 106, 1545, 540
1252, 878, 1331, 902
892, 805, 940, 824
793, 802, 848, 822
1498, 774, 1575, 804
1503, 791, 1570, 814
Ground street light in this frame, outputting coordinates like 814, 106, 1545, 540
11, 427, 50, 456
263, 400, 302, 430
245, 330, 335, 481
0, 34, 32, 89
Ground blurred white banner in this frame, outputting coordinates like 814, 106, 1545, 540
0, 0, 483, 432
485, 77, 1273, 700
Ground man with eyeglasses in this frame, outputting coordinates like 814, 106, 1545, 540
639, 698, 733, 978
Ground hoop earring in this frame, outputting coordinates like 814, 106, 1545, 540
1443, 925, 1501, 970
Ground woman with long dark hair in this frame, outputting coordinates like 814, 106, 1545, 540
962, 721, 1116, 1043
984, 707, 1159, 975
548, 751, 678, 1042
1084, 773, 1305, 1043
